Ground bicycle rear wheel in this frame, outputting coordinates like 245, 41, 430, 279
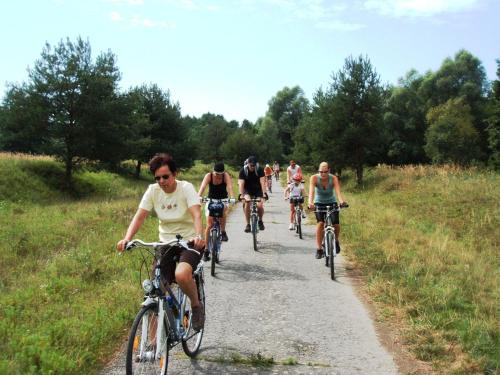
126, 304, 169, 375
251, 214, 258, 251
325, 231, 335, 280
181, 274, 205, 357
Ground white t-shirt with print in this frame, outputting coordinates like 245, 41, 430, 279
288, 182, 304, 198
139, 180, 200, 242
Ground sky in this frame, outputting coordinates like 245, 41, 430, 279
0, 0, 498, 123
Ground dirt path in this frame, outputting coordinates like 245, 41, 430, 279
103, 181, 399, 374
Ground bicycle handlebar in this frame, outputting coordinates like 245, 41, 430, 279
124, 236, 189, 252
200, 197, 236, 204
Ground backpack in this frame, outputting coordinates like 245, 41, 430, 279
243, 162, 259, 177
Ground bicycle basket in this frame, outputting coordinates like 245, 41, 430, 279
208, 201, 225, 217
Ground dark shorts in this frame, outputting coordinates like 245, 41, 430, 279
243, 189, 263, 198
290, 196, 304, 205
314, 203, 339, 224
158, 244, 202, 284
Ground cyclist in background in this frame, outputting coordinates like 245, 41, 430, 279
307, 162, 347, 259
273, 161, 280, 180
198, 162, 234, 260
286, 160, 302, 183
116, 153, 206, 331
238, 155, 268, 232
284, 173, 306, 230
264, 163, 273, 192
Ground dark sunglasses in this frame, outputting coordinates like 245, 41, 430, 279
248, 164, 255, 168
154, 174, 171, 181
318, 170, 328, 174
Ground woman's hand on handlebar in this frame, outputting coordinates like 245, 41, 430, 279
188, 236, 206, 251
116, 239, 128, 252
308, 203, 315, 210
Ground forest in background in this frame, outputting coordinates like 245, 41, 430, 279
0, 37, 498, 186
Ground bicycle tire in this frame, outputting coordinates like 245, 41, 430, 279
251, 214, 258, 251
209, 230, 217, 277
326, 231, 335, 280
297, 212, 302, 239
126, 304, 169, 375
181, 274, 205, 357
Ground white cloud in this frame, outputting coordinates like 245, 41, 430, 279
110, 11, 122, 21
161, 0, 219, 11
263, 0, 364, 31
130, 14, 176, 28
364, 0, 479, 17
316, 20, 365, 31
103, 0, 144, 4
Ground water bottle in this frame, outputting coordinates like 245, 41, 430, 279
166, 295, 173, 309
166, 295, 178, 317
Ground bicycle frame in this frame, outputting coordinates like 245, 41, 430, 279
125, 238, 204, 364
317, 206, 338, 257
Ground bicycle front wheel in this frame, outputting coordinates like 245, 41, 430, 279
126, 304, 169, 375
209, 230, 217, 277
251, 214, 258, 251
296, 211, 302, 239
181, 274, 205, 357
325, 231, 335, 280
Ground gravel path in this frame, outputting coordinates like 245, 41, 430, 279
103, 181, 399, 374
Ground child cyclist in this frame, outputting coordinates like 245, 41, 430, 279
284, 173, 306, 230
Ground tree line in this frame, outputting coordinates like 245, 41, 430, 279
0, 37, 498, 184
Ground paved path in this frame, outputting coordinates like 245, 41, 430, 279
103, 180, 398, 374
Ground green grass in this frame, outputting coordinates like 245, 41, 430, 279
0, 154, 225, 374
1, 155, 497, 374
341, 165, 499, 374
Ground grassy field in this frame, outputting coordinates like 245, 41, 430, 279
337, 165, 499, 374
0, 153, 238, 375
1, 154, 498, 374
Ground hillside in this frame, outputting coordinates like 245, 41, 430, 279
0, 154, 498, 374
340, 165, 499, 374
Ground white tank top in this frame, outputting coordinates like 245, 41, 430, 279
288, 165, 300, 177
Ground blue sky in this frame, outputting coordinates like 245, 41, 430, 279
0, 0, 498, 123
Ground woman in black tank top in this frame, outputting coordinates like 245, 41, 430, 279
198, 163, 234, 256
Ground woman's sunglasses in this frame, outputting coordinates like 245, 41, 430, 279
154, 174, 171, 181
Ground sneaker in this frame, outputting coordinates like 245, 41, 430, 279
221, 231, 228, 242
191, 303, 205, 331
244, 224, 251, 233
302, 212, 307, 219
258, 220, 265, 230
335, 241, 341, 254
289, 223, 294, 230
203, 250, 210, 261
315, 249, 324, 259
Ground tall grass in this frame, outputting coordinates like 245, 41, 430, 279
341, 165, 499, 374
0, 154, 226, 374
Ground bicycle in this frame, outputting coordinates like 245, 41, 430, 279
289, 196, 304, 239
241, 197, 262, 251
123, 236, 205, 375
201, 197, 236, 276
314, 203, 348, 280
266, 176, 273, 193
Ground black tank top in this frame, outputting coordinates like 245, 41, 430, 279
208, 173, 228, 199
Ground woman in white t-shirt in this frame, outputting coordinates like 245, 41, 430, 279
116, 153, 206, 331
